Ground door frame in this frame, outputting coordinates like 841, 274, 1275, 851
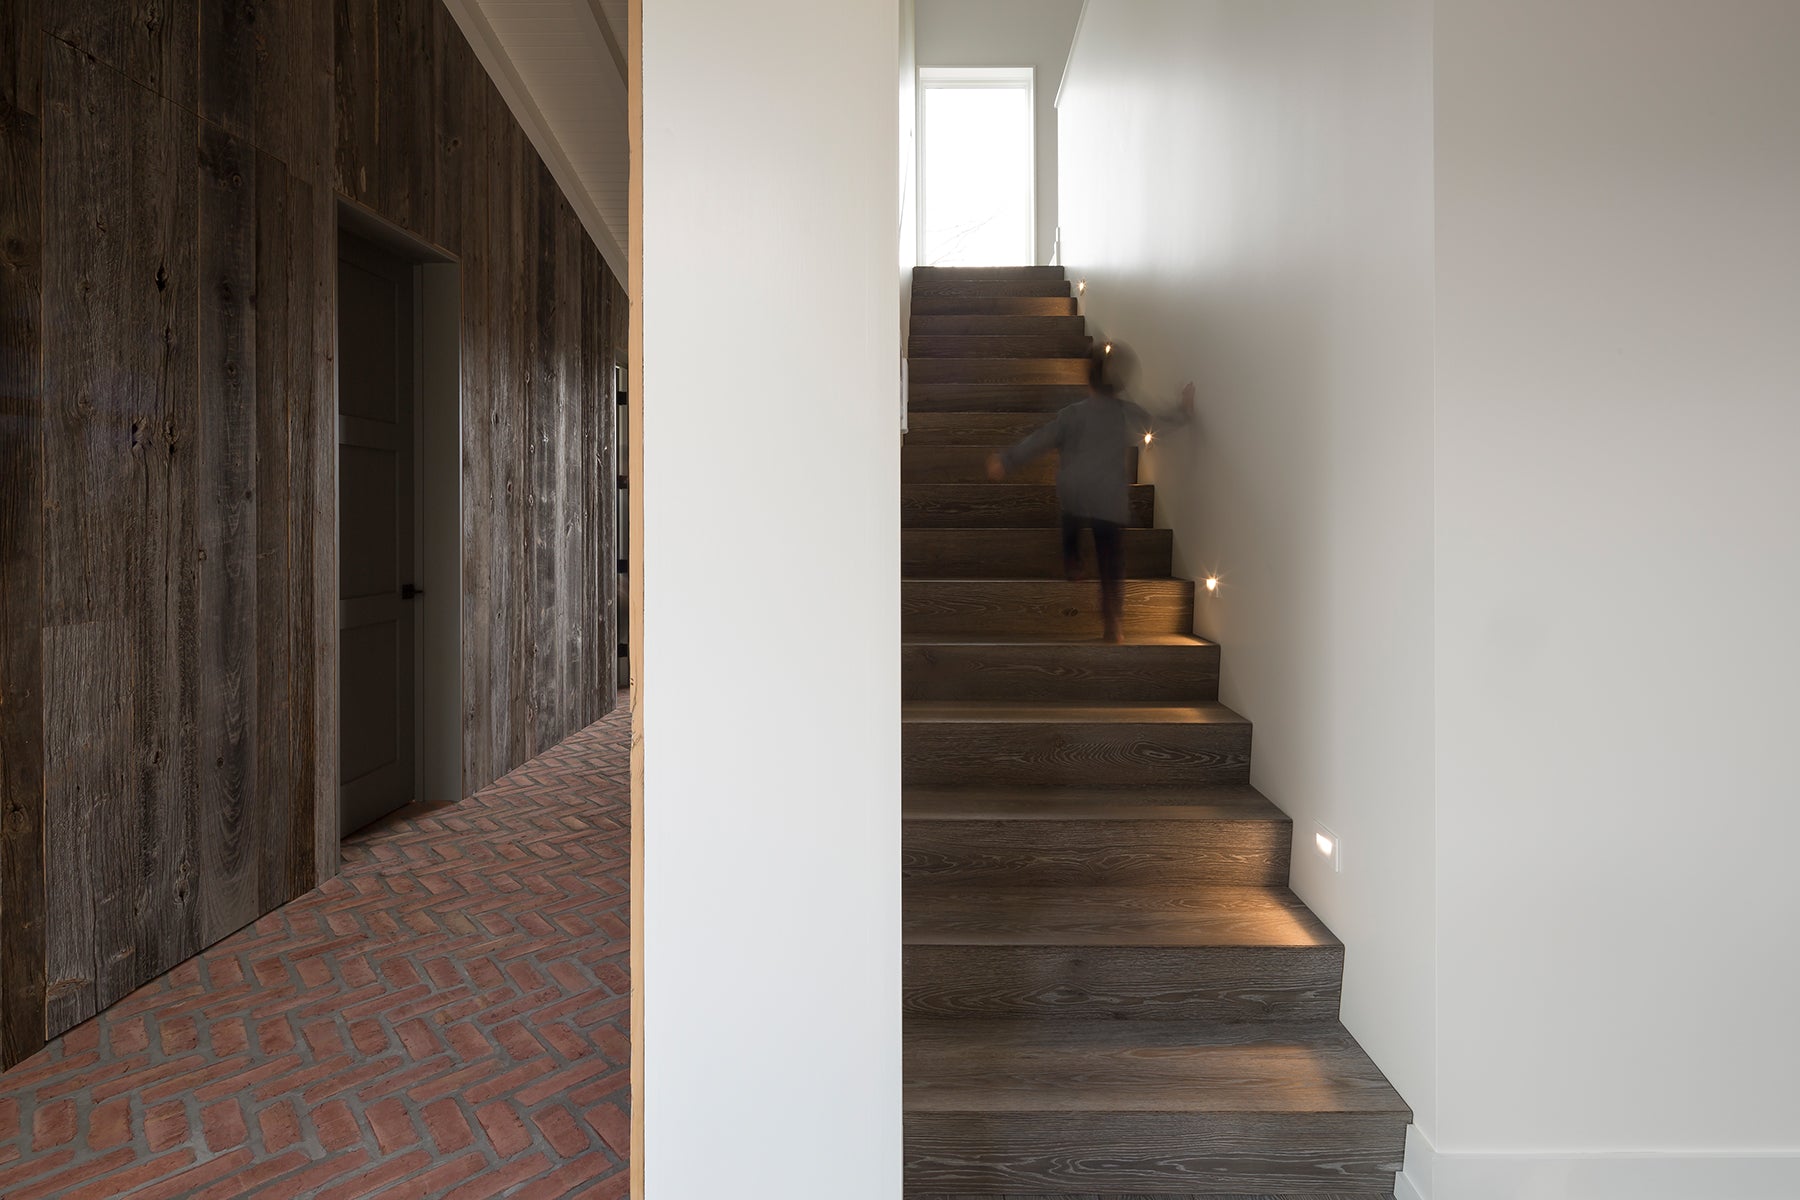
915, 65, 1037, 267
332, 202, 464, 839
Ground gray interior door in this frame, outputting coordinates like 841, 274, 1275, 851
337, 234, 418, 835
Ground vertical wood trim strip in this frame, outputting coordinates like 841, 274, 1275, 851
196, 121, 260, 945
254, 149, 294, 912
126, 89, 200, 995
286, 172, 320, 895
0, 97, 46, 1067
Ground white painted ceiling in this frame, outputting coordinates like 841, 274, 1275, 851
447, 0, 630, 274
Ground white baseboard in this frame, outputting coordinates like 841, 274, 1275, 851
1400, 1124, 1800, 1200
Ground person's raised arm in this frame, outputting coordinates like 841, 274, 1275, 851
1125, 382, 1197, 443
987, 409, 1067, 481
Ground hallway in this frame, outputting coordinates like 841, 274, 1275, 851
0, 708, 632, 1199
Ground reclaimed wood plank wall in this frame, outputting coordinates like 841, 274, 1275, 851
0, 0, 622, 1067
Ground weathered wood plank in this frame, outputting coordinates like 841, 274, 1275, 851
526, 176, 559, 755
0, 0, 40, 117
285, 170, 322, 893
196, 121, 259, 946
198, 0, 255, 137
254, 149, 293, 913
455, 79, 494, 793
43, 0, 197, 112
42, 621, 130, 1036
379, 0, 436, 238
0, 100, 46, 1066
125, 85, 200, 990
333, 0, 379, 204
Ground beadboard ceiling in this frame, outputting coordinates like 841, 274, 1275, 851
444, 0, 630, 275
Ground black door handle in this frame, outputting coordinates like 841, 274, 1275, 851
401, 583, 424, 600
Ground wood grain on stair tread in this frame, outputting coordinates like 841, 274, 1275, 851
912, 277, 1072, 298
910, 335, 1092, 359
904, 815, 1289, 888
904, 635, 1214, 703
904, 1112, 1406, 1196
903, 447, 1136, 486
911, 295, 1078, 317
905, 1020, 1409, 1114
911, 357, 1090, 385
911, 314, 1087, 338
904, 942, 1343, 1024
903, 527, 1168, 579
907, 382, 1089, 412
904, 701, 1244, 724
904, 886, 1334, 948
903, 484, 1154, 529
903, 413, 1060, 445
902, 580, 1192, 637
914, 265, 1066, 280
903, 783, 1277, 816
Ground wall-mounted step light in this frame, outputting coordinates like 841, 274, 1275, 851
1204, 575, 1220, 593
1314, 823, 1342, 873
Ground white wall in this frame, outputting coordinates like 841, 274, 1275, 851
637, 1, 902, 1197
1058, 0, 1437, 1136
1431, 0, 1800, 1193
916, 0, 1084, 265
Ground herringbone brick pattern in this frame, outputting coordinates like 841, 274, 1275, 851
0, 705, 632, 1199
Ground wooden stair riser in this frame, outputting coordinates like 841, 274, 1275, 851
904, 818, 1289, 887
910, 358, 1090, 386
902, 944, 1343, 1023
911, 315, 1087, 338
908, 383, 1089, 413
902, 447, 1137, 487
902, 580, 1194, 638
902, 639, 1215, 703
902, 717, 1248, 787
912, 278, 1072, 298
903, 1112, 1405, 1196
914, 265, 1066, 281
910, 335, 1093, 359
911, 296, 1078, 317
903, 485, 1154, 530
905, 412, 1062, 446
902, 528, 1169, 580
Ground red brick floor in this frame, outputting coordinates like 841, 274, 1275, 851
0, 705, 631, 1199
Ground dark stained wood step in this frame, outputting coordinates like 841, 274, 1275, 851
902, 579, 1194, 638
911, 295, 1078, 317
903, 885, 1341, 1023
904, 782, 1276, 812
903, 632, 1213, 701
910, 357, 1089, 385
908, 382, 1088, 413
911, 314, 1087, 338
914, 265, 1066, 281
903, 447, 1057, 486
902, 526, 1168, 579
910, 334, 1093, 359
901, 446, 1137, 487
904, 796, 1288, 887
905, 1020, 1407, 1196
905, 412, 1057, 446
902, 484, 1154, 529
913, 277, 1072, 298
901, 700, 1248, 787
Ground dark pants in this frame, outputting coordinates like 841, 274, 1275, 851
1062, 512, 1123, 629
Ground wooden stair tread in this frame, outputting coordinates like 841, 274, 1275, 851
904, 701, 1245, 725
905, 1019, 1409, 1115
904, 885, 1336, 948
903, 631, 1208, 646
904, 789, 1285, 823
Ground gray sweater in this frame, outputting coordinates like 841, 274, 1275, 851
1000, 391, 1189, 524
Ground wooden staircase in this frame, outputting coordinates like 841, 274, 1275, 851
901, 265, 1410, 1198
